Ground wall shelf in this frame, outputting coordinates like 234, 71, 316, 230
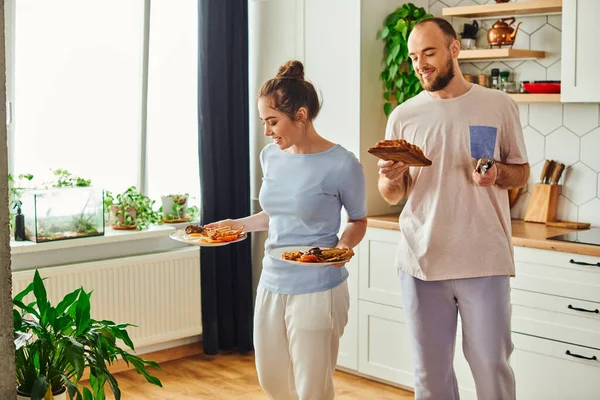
443, 0, 562, 19
458, 48, 545, 61
508, 93, 561, 103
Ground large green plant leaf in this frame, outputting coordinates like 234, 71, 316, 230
14, 281, 34, 303
30, 376, 49, 400
75, 290, 91, 335
32, 270, 49, 317
56, 288, 81, 316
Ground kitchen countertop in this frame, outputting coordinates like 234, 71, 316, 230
367, 214, 600, 258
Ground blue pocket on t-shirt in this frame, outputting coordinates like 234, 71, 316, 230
469, 125, 498, 159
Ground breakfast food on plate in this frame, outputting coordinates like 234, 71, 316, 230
281, 247, 354, 263
184, 224, 244, 243
367, 139, 432, 166
374, 139, 426, 156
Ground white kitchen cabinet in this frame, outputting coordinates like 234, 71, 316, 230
340, 226, 600, 399
337, 255, 359, 371
358, 227, 403, 308
561, 0, 600, 102
357, 300, 414, 389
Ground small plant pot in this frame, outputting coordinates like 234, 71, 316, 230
17, 386, 67, 400
161, 195, 188, 223
110, 205, 137, 230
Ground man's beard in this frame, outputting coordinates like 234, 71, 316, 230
419, 56, 455, 92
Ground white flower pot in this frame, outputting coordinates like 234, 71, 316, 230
17, 386, 67, 400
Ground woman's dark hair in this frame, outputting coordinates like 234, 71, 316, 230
258, 60, 321, 121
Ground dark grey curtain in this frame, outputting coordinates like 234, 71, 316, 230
197, 0, 253, 355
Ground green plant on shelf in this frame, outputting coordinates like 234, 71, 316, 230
379, 3, 433, 116
51, 169, 92, 188
104, 186, 161, 230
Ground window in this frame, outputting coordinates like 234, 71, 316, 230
8, 0, 199, 210
146, 0, 200, 208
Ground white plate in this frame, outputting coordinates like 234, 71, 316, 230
169, 230, 248, 247
268, 246, 352, 266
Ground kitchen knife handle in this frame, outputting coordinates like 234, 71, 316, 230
539, 160, 550, 183
545, 160, 556, 184
550, 163, 565, 184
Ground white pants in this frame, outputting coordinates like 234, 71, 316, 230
253, 280, 350, 400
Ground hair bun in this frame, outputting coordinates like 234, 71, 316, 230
276, 60, 304, 80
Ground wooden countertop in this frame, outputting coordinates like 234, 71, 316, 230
367, 214, 600, 258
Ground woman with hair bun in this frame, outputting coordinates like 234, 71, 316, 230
206, 60, 367, 399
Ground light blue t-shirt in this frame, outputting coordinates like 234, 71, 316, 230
258, 143, 367, 295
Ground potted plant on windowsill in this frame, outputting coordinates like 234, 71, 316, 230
103, 186, 161, 230
160, 193, 189, 223
14, 270, 163, 400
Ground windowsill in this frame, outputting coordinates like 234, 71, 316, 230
10, 224, 184, 255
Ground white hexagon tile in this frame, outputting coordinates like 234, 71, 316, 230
547, 61, 561, 81
511, 191, 531, 220
548, 15, 562, 30
513, 61, 546, 84
581, 128, 600, 172
579, 199, 600, 227
517, 104, 528, 127
562, 163, 597, 206
530, 24, 561, 68
522, 126, 545, 166
556, 195, 579, 222
517, 16, 547, 35
546, 127, 580, 167
529, 104, 562, 135
563, 104, 599, 137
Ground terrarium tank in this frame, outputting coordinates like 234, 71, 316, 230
21, 187, 105, 243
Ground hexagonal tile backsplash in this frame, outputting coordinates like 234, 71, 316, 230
432, 0, 600, 226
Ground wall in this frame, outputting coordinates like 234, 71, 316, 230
432, 0, 600, 226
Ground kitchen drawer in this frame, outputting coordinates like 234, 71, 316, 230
512, 334, 600, 400
512, 248, 600, 303
511, 289, 600, 350
358, 228, 403, 308
453, 332, 600, 400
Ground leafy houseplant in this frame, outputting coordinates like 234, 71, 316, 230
104, 186, 161, 230
51, 169, 92, 188
14, 270, 162, 400
160, 194, 189, 222
379, 3, 433, 116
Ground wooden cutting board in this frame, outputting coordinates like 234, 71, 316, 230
367, 147, 432, 166
546, 220, 591, 229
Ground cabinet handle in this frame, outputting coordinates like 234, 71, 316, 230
566, 350, 597, 361
568, 304, 599, 314
569, 259, 600, 267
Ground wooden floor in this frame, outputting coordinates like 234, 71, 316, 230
99, 351, 414, 399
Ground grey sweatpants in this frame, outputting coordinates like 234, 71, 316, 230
400, 271, 515, 400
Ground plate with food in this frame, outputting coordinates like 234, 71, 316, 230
170, 224, 247, 247
269, 246, 355, 266
368, 139, 432, 166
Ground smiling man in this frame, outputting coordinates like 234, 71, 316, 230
377, 18, 530, 400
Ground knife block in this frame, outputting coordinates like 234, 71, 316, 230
524, 183, 559, 223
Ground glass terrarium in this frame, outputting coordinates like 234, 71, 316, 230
21, 187, 105, 243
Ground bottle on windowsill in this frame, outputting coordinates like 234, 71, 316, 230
14, 200, 26, 241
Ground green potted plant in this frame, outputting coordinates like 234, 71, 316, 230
50, 169, 92, 188
379, 3, 433, 116
103, 186, 161, 230
160, 193, 189, 223
14, 270, 162, 400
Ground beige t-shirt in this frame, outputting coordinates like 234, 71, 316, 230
385, 84, 528, 281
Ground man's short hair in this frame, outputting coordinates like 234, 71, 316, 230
413, 17, 458, 45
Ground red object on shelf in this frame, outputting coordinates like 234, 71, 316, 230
523, 81, 561, 94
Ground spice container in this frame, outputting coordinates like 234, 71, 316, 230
464, 74, 475, 83
491, 68, 500, 90
477, 74, 489, 87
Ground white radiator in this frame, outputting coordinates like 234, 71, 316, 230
12, 248, 202, 349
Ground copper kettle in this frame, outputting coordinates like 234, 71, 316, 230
487, 17, 521, 48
